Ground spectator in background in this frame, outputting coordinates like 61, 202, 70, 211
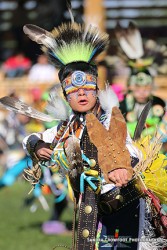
119, 68, 166, 139
28, 54, 57, 83
1, 51, 31, 78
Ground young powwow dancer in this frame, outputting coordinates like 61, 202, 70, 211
21, 4, 167, 250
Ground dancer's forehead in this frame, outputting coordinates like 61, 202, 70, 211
129, 72, 153, 87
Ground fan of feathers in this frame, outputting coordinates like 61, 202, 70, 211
114, 21, 167, 75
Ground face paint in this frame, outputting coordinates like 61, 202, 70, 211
62, 71, 97, 96
62, 71, 97, 112
66, 89, 97, 102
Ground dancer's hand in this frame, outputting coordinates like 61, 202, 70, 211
108, 168, 130, 187
35, 141, 53, 161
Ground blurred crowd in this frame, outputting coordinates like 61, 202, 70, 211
0, 85, 70, 234
0, 51, 58, 83
0, 51, 67, 235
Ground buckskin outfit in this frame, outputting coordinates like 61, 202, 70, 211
22, 16, 167, 250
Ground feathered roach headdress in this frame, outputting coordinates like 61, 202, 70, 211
23, 6, 109, 84
115, 22, 153, 69
115, 22, 154, 86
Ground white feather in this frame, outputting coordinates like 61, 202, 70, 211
43, 36, 57, 50
46, 85, 71, 121
138, 198, 167, 250
0, 96, 57, 122
118, 29, 144, 59
98, 86, 119, 114
138, 237, 167, 250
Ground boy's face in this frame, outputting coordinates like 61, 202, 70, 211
131, 85, 152, 103
128, 72, 153, 103
63, 71, 97, 113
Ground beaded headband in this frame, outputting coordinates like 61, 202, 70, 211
62, 71, 97, 95
129, 72, 153, 86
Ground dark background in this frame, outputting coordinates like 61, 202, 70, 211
0, 0, 167, 62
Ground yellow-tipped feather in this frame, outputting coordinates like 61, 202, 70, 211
134, 135, 167, 204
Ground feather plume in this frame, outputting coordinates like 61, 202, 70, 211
66, 0, 74, 23
24, 22, 109, 69
139, 238, 167, 250
133, 100, 152, 141
65, 135, 83, 180
134, 134, 163, 174
115, 22, 144, 59
23, 24, 56, 48
98, 85, 119, 114
133, 133, 167, 204
65, 135, 83, 170
64, 135, 83, 199
49, 23, 109, 67
0, 96, 57, 122
45, 84, 71, 121
138, 198, 167, 249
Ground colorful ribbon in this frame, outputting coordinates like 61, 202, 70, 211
80, 169, 101, 194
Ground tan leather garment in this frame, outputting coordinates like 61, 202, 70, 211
86, 106, 133, 183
